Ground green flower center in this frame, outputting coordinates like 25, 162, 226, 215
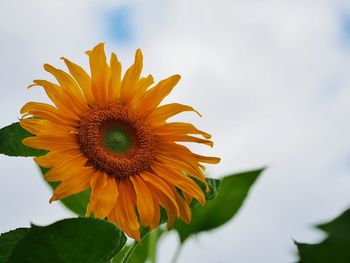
103, 127, 132, 153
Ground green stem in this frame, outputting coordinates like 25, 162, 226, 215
121, 240, 139, 263
148, 228, 158, 263
171, 243, 182, 263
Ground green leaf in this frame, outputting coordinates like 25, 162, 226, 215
174, 168, 264, 243
190, 177, 221, 208
2, 217, 126, 263
0, 228, 30, 263
39, 166, 90, 217
112, 228, 165, 263
296, 208, 350, 263
0, 122, 46, 157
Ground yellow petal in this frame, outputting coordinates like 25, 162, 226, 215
87, 172, 118, 219
146, 103, 201, 126
20, 119, 75, 136
155, 153, 207, 187
140, 172, 180, 215
128, 74, 154, 108
44, 155, 87, 182
152, 122, 211, 139
44, 63, 87, 112
130, 175, 154, 226
21, 102, 77, 127
135, 74, 180, 116
118, 180, 140, 239
86, 43, 109, 104
148, 190, 161, 230
22, 135, 77, 151
107, 52, 122, 103
34, 149, 82, 168
120, 49, 143, 105
150, 185, 178, 228
173, 189, 192, 224
152, 163, 205, 206
50, 167, 93, 202
157, 142, 221, 165
155, 134, 214, 147
29, 80, 82, 120
61, 57, 94, 104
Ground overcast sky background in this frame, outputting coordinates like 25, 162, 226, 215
1, 0, 350, 262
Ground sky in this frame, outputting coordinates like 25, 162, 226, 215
1, 0, 350, 262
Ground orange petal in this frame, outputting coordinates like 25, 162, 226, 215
29, 80, 82, 120
149, 185, 178, 228
152, 122, 211, 139
152, 163, 205, 206
118, 180, 140, 239
108, 199, 139, 240
34, 149, 82, 168
148, 188, 161, 230
157, 142, 221, 165
146, 103, 201, 126
87, 172, 118, 218
183, 192, 194, 205
50, 166, 94, 202
155, 153, 207, 187
86, 43, 109, 104
43, 63, 87, 112
129, 74, 154, 108
107, 52, 122, 102
155, 134, 214, 147
135, 74, 180, 116
20, 119, 75, 136
21, 102, 77, 127
173, 189, 192, 224
61, 57, 94, 104
44, 155, 87, 182
120, 49, 143, 104
22, 135, 77, 151
140, 172, 180, 215
130, 175, 154, 226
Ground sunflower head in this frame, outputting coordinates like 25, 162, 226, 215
20, 43, 220, 240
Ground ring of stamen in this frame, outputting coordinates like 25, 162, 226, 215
77, 103, 155, 179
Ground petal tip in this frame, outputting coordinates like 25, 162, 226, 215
86, 42, 106, 56
27, 83, 36, 89
215, 157, 221, 163
43, 63, 55, 72
136, 49, 143, 57
174, 74, 181, 80
49, 195, 57, 203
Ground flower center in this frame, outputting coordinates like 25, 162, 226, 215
103, 127, 132, 153
77, 103, 155, 179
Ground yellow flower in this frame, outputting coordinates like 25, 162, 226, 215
20, 43, 220, 240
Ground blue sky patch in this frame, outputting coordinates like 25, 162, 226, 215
105, 5, 134, 44
340, 11, 350, 45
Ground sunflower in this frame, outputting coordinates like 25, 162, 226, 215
20, 43, 220, 240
